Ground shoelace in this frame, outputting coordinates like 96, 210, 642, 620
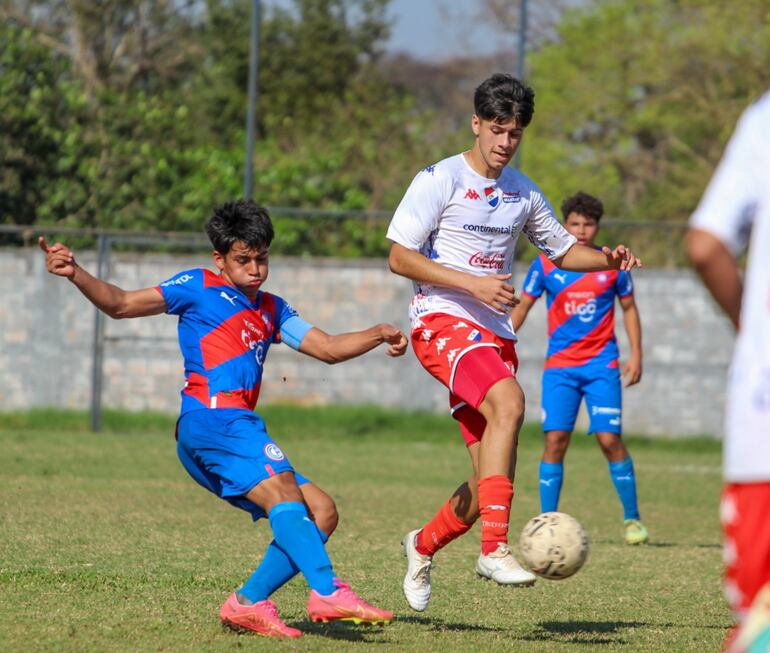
411, 557, 432, 582
332, 579, 357, 600
261, 600, 280, 619
493, 545, 522, 569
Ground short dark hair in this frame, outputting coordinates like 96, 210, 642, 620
205, 200, 275, 253
474, 74, 535, 127
561, 191, 604, 222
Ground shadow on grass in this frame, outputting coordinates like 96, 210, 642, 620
397, 614, 504, 633
520, 620, 647, 645
291, 619, 395, 642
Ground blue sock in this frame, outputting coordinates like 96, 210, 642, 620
239, 526, 329, 602
539, 461, 564, 513
267, 502, 336, 596
609, 457, 640, 520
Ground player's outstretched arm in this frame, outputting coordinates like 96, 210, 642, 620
554, 243, 642, 273
619, 295, 643, 387
510, 294, 535, 332
388, 243, 519, 313
298, 324, 408, 364
685, 228, 742, 330
39, 236, 167, 319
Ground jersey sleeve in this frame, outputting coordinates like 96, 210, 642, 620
616, 270, 634, 298
690, 96, 766, 255
521, 187, 577, 260
156, 269, 201, 316
520, 257, 546, 300
273, 296, 314, 351
386, 165, 453, 250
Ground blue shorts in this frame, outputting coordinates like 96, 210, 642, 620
541, 365, 622, 434
176, 408, 310, 521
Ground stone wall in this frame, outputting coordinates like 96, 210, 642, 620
0, 248, 734, 437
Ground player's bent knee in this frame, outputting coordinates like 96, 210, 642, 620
247, 471, 304, 512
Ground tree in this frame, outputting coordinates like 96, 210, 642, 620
524, 0, 770, 227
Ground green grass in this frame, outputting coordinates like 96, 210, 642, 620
0, 407, 729, 652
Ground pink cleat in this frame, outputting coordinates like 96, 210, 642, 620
307, 579, 395, 625
219, 593, 302, 638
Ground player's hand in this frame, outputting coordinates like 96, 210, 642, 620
622, 356, 642, 387
468, 273, 519, 314
39, 236, 78, 279
378, 324, 408, 357
602, 245, 642, 272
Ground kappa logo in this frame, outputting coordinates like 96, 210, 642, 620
452, 321, 469, 330
465, 188, 481, 200
421, 329, 433, 341
264, 443, 285, 461
220, 290, 237, 306
436, 337, 450, 353
446, 348, 461, 365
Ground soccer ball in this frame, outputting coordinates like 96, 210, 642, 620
518, 512, 590, 580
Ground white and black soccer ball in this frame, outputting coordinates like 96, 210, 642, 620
519, 512, 590, 580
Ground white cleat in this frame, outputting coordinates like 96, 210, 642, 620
475, 543, 537, 586
402, 529, 432, 611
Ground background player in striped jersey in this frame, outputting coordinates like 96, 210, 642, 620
511, 191, 647, 545
387, 73, 641, 613
39, 200, 408, 639
687, 91, 770, 653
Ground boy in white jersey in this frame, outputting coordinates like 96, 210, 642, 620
687, 90, 770, 653
387, 73, 641, 612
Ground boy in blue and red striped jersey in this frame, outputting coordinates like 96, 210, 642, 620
40, 200, 407, 638
512, 191, 648, 545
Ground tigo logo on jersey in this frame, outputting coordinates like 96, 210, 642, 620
264, 443, 285, 461
565, 298, 597, 323
484, 187, 500, 208
465, 188, 481, 200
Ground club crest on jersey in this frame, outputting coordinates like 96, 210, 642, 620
264, 443, 285, 461
484, 187, 500, 208
467, 329, 482, 342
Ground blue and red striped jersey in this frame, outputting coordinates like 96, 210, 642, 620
155, 268, 305, 414
520, 254, 633, 369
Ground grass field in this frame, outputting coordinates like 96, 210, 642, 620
0, 407, 731, 652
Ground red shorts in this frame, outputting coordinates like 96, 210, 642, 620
721, 482, 770, 619
411, 313, 518, 447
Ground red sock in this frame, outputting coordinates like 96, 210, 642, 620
416, 499, 473, 556
478, 475, 514, 555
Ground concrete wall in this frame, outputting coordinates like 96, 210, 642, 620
0, 248, 734, 437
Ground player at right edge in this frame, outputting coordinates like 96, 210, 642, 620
687, 90, 770, 653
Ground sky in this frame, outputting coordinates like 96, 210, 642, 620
385, 0, 513, 61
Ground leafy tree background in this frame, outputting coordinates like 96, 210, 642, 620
1, 0, 768, 261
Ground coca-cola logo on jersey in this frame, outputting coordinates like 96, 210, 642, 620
469, 251, 505, 269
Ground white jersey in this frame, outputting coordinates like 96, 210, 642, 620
690, 91, 770, 482
387, 153, 576, 339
